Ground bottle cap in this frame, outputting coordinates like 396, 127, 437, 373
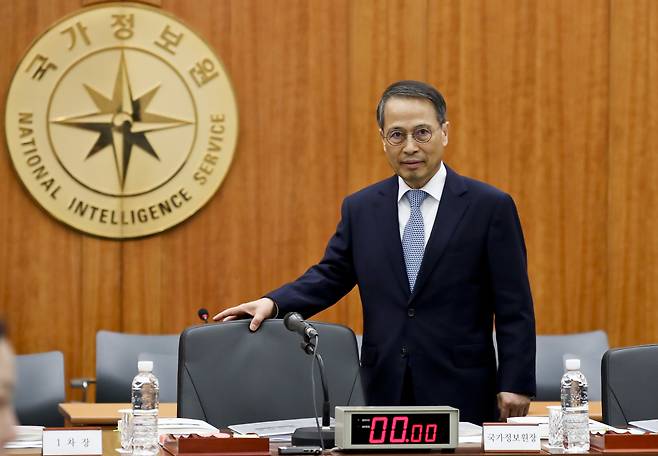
138, 360, 154, 372
565, 358, 581, 370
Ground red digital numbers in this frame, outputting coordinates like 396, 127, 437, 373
389, 416, 408, 443
410, 424, 423, 443
367, 416, 438, 444
426, 424, 437, 442
368, 416, 388, 444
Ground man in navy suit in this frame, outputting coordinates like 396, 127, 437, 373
215, 80, 536, 424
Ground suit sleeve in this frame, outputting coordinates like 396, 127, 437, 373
487, 193, 536, 396
266, 197, 357, 319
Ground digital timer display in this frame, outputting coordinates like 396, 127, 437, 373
335, 406, 459, 450
350, 413, 451, 445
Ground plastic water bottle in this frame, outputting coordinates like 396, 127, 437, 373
561, 358, 589, 452
131, 360, 159, 456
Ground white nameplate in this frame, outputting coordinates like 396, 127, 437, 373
482, 423, 541, 452
42, 428, 103, 455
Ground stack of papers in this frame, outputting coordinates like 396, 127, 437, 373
507, 416, 634, 438
458, 422, 483, 444
4, 425, 43, 449
157, 418, 222, 437
229, 417, 335, 442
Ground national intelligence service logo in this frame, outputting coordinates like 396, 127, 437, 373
5, 2, 238, 238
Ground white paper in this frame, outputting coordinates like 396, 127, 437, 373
507, 416, 618, 439
4, 426, 44, 449
5, 425, 43, 444
459, 435, 483, 444
457, 421, 482, 444
157, 418, 220, 436
629, 419, 658, 433
459, 421, 482, 436
4, 441, 44, 449
229, 417, 335, 441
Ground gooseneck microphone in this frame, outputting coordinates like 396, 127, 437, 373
197, 308, 209, 323
283, 312, 318, 339
283, 312, 334, 449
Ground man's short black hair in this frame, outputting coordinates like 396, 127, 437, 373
376, 80, 447, 130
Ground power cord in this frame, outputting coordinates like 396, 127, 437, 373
309, 334, 325, 450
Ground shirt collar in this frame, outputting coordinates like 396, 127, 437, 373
397, 161, 446, 203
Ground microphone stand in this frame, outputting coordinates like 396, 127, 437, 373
292, 334, 335, 448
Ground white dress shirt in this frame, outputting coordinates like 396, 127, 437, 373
397, 162, 447, 246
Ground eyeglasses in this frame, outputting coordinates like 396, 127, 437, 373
383, 126, 434, 146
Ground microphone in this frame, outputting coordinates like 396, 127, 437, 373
283, 313, 334, 448
197, 308, 209, 323
283, 312, 318, 339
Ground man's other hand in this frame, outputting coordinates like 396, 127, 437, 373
497, 392, 531, 421
212, 298, 276, 331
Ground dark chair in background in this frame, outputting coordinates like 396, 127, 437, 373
72, 330, 179, 402
602, 344, 658, 427
15, 351, 65, 426
178, 319, 365, 428
535, 330, 609, 400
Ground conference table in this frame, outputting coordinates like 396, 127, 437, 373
10, 428, 638, 456
57, 401, 604, 427
10, 401, 627, 456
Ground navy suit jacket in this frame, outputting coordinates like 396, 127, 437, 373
269, 165, 536, 424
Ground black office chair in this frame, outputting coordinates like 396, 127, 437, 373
602, 344, 658, 427
535, 330, 609, 400
178, 319, 365, 427
15, 351, 65, 426
72, 330, 179, 402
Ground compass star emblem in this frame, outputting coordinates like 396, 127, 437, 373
51, 51, 192, 190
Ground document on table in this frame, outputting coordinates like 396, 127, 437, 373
507, 416, 635, 438
629, 419, 658, 433
229, 417, 336, 442
157, 418, 221, 436
458, 422, 483, 444
4, 425, 44, 449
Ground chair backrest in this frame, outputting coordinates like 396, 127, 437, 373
602, 344, 658, 427
178, 319, 365, 428
96, 330, 179, 403
15, 351, 65, 426
535, 330, 609, 401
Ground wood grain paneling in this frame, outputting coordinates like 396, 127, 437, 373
0, 0, 656, 400
426, 0, 610, 335
608, 0, 658, 347
0, 0, 85, 399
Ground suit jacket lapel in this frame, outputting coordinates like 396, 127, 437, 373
376, 176, 411, 298
410, 165, 470, 301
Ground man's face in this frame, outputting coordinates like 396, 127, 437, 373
0, 340, 16, 455
381, 96, 448, 189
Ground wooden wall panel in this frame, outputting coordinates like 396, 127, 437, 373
426, 0, 609, 335
79, 238, 122, 398
0, 0, 655, 400
0, 0, 86, 398
608, 0, 658, 347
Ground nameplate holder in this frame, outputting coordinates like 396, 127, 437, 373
482, 423, 541, 452
161, 434, 270, 456
43, 427, 103, 455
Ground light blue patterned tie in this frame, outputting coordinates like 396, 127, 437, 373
402, 189, 429, 292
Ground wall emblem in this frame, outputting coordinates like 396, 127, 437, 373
5, 2, 238, 238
